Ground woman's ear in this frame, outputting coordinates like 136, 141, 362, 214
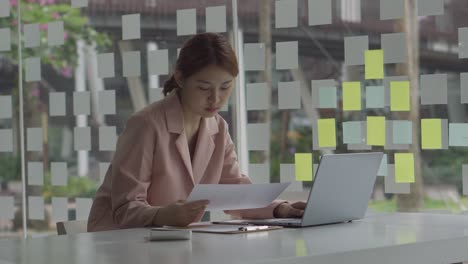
174, 71, 184, 88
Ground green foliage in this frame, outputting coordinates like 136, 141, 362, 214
0, 154, 21, 182
42, 172, 98, 203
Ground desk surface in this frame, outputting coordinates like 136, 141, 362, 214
1, 213, 468, 264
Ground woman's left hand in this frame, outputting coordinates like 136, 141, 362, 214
273, 201, 307, 218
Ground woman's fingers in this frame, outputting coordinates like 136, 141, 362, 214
291, 201, 307, 210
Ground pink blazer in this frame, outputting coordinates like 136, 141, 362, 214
87, 91, 283, 232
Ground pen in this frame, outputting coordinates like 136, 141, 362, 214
238, 225, 269, 231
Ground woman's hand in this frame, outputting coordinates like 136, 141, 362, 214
273, 201, 306, 218
154, 199, 209, 227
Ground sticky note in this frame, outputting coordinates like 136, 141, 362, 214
122, 14, 140, 40
380, 0, 404, 20
295, 153, 313, 181
275, 0, 298, 28
76, 198, 93, 220
51, 162, 67, 186
25, 57, 41, 82
71, 0, 88, 8
99, 162, 110, 184
463, 165, 468, 196
441, 119, 448, 149
343, 121, 362, 144
365, 50, 384, 80
318, 86, 337, 108
417, 0, 444, 16
48, 21, 64, 46
296, 239, 308, 257
49, 92, 66, 116
449, 123, 468, 147
382, 33, 406, 64
177, 8, 196, 36
366, 85, 385, 108
247, 124, 269, 151
0, 0, 10, 17
394, 153, 415, 183
421, 119, 442, 149
461, 73, 468, 103
367, 116, 386, 146
0, 129, 13, 152
28, 162, 43, 186
52, 197, 68, 222
378, 154, 387, 176
396, 230, 417, 244
390, 81, 410, 111
73, 91, 90, 116
27, 127, 42, 151
74, 127, 91, 151
246, 83, 269, 110
122, 51, 141, 77
278, 81, 301, 109
0, 95, 12, 118
28, 196, 45, 220
393, 120, 412, 145
244, 43, 265, 71
149, 88, 164, 103
97, 53, 115, 78
420, 74, 447, 105
385, 165, 410, 194
276, 41, 298, 70
342, 82, 361, 111
308, 0, 332, 26
206, 6, 226, 33
383, 76, 408, 107
148, 49, 169, 75
248, 163, 270, 184
385, 120, 410, 150
311, 79, 336, 107
24, 23, 40, 48
344, 36, 368, 66
98, 90, 116, 115
280, 164, 303, 192
459, 28, 468, 59
317, 119, 336, 147
0, 28, 10, 51
99, 126, 117, 151
0, 196, 14, 219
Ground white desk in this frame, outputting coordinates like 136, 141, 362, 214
1, 213, 468, 264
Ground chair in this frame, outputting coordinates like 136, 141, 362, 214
56, 220, 88, 235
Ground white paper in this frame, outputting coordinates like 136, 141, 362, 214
186, 183, 290, 211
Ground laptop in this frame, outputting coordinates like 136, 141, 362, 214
223, 152, 383, 227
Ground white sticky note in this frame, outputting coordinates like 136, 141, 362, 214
246, 83, 269, 110
280, 164, 303, 192
0, 0, 10, 18
464, 165, 468, 196
75, 198, 93, 221
99, 126, 117, 151
247, 123, 269, 151
48, 21, 64, 46
98, 90, 116, 115
122, 14, 140, 40
99, 162, 110, 184
0, 95, 12, 118
318, 86, 337, 108
51, 162, 67, 186
244, 43, 265, 71
278, 81, 301, 109
148, 49, 169, 75
74, 127, 91, 151
177, 8, 197, 36
73, 91, 91, 116
0, 129, 13, 152
308, 0, 332, 26
393, 120, 412, 145
71, 0, 88, 8
381, 33, 406, 64
343, 121, 363, 144
27, 127, 42, 152
275, 0, 298, 28
0, 28, 10, 51
0, 196, 14, 219
25, 57, 41, 82
97, 53, 115, 78
24, 23, 40, 48
28, 162, 44, 186
449, 123, 468, 147
149, 88, 164, 103
52, 197, 68, 222
248, 163, 270, 183
49, 92, 66, 116
28, 196, 45, 220
276, 41, 298, 70
417, 0, 444, 16
206, 5, 226, 33
380, 0, 404, 20
344, 36, 368, 66
122, 51, 141, 77
459, 28, 468, 59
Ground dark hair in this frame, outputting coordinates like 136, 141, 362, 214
163, 33, 239, 96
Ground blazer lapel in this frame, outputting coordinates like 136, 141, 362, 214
192, 117, 218, 184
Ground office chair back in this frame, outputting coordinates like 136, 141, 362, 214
56, 220, 88, 235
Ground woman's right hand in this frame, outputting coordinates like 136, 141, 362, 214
153, 199, 210, 227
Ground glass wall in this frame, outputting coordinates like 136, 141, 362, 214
1, 0, 468, 238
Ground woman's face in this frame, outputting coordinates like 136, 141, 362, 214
177, 64, 235, 118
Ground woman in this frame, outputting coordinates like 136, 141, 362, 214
88, 32, 305, 232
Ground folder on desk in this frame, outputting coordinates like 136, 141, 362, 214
162, 223, 282, 234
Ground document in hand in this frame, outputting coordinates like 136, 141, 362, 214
186, 182, 290, 210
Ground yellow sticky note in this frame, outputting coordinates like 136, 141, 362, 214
318, 119, 336, 147
390, 81, 410, 111
365, 49, 384, 80
295, 239, 308, 257
342, 82, 361, 111
395, 153, 415, 183
396, 229, 417, 244
295, 153, 313, 181
367, 116, 386, 146
421, 119, 442, 149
